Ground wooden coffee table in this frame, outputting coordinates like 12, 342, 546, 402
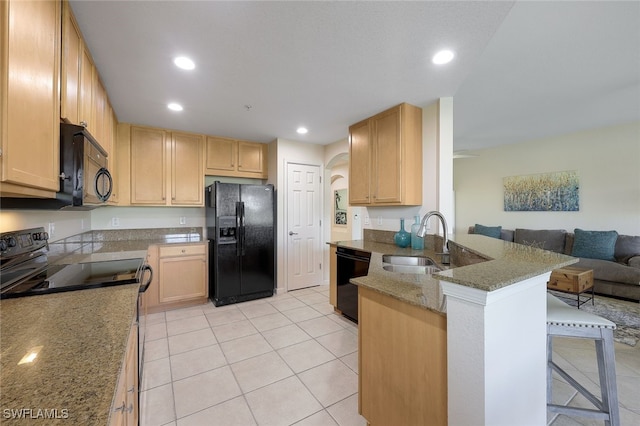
547, 266, 594, 308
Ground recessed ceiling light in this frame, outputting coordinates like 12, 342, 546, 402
167, 103, 183, 111
296, 127, 308, 134
432, 50, 455, 65
173, 56, 195, 70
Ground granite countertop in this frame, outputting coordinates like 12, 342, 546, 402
0, 227, 205, 424
47, 227, 204, 264
330, 232, 577, 315
0, 284, 139, 425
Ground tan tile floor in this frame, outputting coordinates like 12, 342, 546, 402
139, 286, 640, 426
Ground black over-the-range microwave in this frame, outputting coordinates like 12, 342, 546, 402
1, 123, 113, 210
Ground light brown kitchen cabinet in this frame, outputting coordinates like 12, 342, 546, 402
205, 136, 268, 178
92, 73, 107, 152
171, 132, 204, 205
348, 103, 422, 206
0, 0, 61, 197
109, 319, 138, 426
61, 0, 115, 155
79, 46, 95, 131
61, 0, 82, 125
130, 126, 166, 204
107, 106, 119, 204
359, 286, 447, 426
144, 243, 208, 313
129, 125, 203, 206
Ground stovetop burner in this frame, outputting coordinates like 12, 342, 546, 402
0, 227, 146, 299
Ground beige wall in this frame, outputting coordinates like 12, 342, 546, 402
454, 121, 640, 236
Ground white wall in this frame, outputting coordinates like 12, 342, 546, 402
454, 121, 640, 236
271, 138, 325, 293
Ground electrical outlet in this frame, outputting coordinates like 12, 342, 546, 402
111, 217, 120, 227
48, 222, 55, 237
364, 216, 370, 225
179, 216, 186, 225
377, 216, 382, 225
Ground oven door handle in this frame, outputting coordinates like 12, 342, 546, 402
138, 264, 153, 293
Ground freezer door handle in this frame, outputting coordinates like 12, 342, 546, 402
237, 202, 246, 256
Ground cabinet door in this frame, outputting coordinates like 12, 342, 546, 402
124, 324, 138, 425
371, 107, 402, 204
61, 1, 81, 124
171, 132, 203, 205
205, 136, 236, 172
158, 254, 207, 303
107, 107, 119, 203
130, 126, 166, 204
1, 0, 61, 193
109, 322, 138, 426
79, 46, 94, 129
348, 119, 371, 204
237, 141, 264, 174
92, 74, 107, 151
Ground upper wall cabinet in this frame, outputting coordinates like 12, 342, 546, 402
205, 136, 268, 179
61, 0, 114, 157
0, 0, 61, 196
348, 103, 422, 206
129, 125, 203, 206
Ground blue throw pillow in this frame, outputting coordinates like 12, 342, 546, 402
474, 224, 502, 239
571, 229, 618, 261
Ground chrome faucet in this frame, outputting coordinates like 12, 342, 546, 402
417, 210, 449, 264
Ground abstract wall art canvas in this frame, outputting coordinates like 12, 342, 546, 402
503, 170, 579, 211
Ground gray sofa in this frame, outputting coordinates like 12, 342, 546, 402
468, 226, 640, 301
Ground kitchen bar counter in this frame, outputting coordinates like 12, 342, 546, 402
331, 232, 576, 314
335, 232, 579, 426
0, 284, 139, 425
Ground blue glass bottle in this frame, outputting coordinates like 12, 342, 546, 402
394, 218, 411, 248
411, 215, 424, 250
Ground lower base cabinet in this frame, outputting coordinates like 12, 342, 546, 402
144, 243, 208, 313
358, 286, 447, 426
110, 321, 138, 426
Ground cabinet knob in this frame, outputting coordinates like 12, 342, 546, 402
181, 249, 186, 253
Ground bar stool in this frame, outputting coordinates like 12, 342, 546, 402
546, 293, 620, 426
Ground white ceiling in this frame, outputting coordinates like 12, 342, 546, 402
69, 1, 640, 152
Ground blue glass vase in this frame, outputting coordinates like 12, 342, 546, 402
394, 218, 411, 248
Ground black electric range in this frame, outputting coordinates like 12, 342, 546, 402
0, 227, 150, 299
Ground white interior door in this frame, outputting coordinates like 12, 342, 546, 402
286, 162, 322, 291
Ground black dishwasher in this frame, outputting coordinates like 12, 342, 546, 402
336, 247, 371, 323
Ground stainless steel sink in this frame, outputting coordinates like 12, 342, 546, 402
382, 264, 441, 274
382, 255, 438, 266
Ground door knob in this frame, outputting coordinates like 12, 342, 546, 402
289, 231, 298, 236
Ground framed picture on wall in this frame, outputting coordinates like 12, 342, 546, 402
334, 189, 347, 225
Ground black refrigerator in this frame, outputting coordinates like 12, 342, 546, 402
206, 182, 275, 306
